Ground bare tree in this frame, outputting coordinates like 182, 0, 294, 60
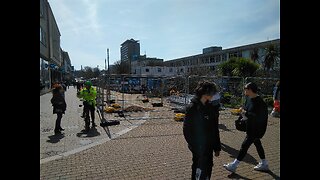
114, 60, 130, 74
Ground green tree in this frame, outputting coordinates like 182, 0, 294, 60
218, 57, 259, 77
187, 66, 215, 76
93, 67, 101, 77
82, 66, 94, 79
217, 58, 238, 76
263, 43, 280, 71
250, 48, 259, 62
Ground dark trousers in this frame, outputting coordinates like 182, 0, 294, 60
83, 102, 95, 128
190, 147, 214, 180
237, 135, 266, 161
54, 112, 63, 132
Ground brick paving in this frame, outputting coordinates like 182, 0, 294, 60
40, 88, 280, 179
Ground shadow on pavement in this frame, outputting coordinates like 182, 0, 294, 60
76, 127, 101, 138
113, 133, 183, 141
221, 143, 258, 165
227, 172, 251, 180
263, 170, 280, 179
86, 127, 101, 137
47, 133, 65, 143
227, 170, 280, 180
218, 123, 233, 132
101, 125, 111, 139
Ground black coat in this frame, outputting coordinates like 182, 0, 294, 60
183, 97, 221, 155
244, 96, 268, 138
51, 91, 67, 114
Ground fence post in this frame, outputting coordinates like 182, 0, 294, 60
161, 77, 164, 104
184, 75, 189, 106
121, 75, 125, 111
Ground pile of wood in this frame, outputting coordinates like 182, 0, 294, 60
124, 105, 153, 112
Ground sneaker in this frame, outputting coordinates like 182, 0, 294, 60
254, 162, 269, 171
223, 162, 237, 173
59, 127, 65, 131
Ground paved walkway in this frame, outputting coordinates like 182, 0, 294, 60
40, 88, 280, 179
40, 87, 147, 162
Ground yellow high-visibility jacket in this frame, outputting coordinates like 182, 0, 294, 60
78, 87, 97, 106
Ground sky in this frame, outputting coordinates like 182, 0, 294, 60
48, 0, 280, 70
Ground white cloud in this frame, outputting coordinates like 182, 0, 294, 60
48, 0, 280, 70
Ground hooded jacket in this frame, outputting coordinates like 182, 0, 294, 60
244, 95, 268, 138
183, 97, 221, 155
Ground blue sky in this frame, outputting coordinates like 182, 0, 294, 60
48, 0, 280, 70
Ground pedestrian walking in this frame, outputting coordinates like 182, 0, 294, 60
50, 83, 67, 135
183, 81, 221, 179
76, 81, 81, 92
223, 82, 269, 173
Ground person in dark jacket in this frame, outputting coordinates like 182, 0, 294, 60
51, 84, 67, 135
223, 82, 269, 173
183, 81, 221, 180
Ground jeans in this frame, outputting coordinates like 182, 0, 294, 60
237, 135, 266, 161
190, 147, 214, 180
83, 101, 95, 128
54, 112, 63, 132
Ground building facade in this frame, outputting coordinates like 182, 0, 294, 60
40, 0, 72, 90
164, 39, 280, 76
120, 39, 140, 62
40, 0, 50, 89
131, 55, 164, 75
133, 66, 177, 77
120, 39, 140, 73
61, 50, 73, 82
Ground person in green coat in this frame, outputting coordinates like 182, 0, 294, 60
78, 81, 97, 132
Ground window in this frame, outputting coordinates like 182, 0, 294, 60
210, 56, 215, 63
222, 54, 226, 61
146, 68, 149, 72
40, 26, 46, 46
158, 68, 161, 72
215, 56, 219, 62
40, 27, 42, 42
40, 1, 44, 18
169, 68, 173, 72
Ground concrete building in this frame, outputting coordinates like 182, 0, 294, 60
61, 50, 73, 82
40, 0, 62, 88
134, 66, 177, 77
120, 39, 140, 73
40, 0, 74, 90
164, 39, 280, 76
131, 55, 164, 75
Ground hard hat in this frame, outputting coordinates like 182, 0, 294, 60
85, 81, 92, 86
